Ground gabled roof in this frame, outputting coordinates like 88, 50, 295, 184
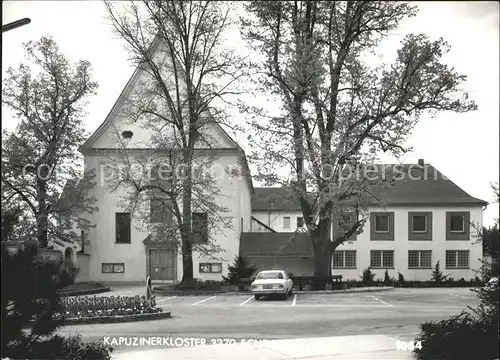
240, 232, 313, 256
369, 164, 488, 206
80, 35, 240, 153
80, 35, 254, 195
251, 163, 487, 210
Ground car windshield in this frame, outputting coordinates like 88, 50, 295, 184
257, 272, 283, 280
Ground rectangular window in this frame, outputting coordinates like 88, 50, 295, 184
421, 250, 432, 268
199, 263, 222, 273
370, 251, 381, 268
370, 250, 394, 268
115, 213, 131, 244
283, 216, 291, 229
412, 215, 427, 233
150, 198, 171, 224
445, 250, 457, 268
102, 263, 125, 273
333, 251, 343, 268
345, 250, 356, 268
450, 215, 465, 233
337, 213, 357, 241
409, 212, 433, 240
382, 251, 394, 268
446, 212, 470, 240
332, 250, 357, 268
408, 250, 419, 268
192, 212, 208, 244
370, 212, 394, 240
297, 217, 303, 228
446, 250, 470, 269
408, 250, 432, 269
457, 250, 469, 268
375, 215, 389, 233
150, 164, 172, 190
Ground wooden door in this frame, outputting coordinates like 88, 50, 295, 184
149, 250, 174, 280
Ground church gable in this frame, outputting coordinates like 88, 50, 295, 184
81, 38, 238, 152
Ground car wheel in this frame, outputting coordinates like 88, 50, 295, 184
282, 293, 287, 300
254, 295, 261, 300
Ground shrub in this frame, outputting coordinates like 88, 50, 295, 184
1, 243, 112, 359
60, 334, 113, 360
400, 280, 482, 288
414, 311, 498, 360
174, 278, 223, 291
6, 334, 113, 360
396, 271, 405, 287
475, 258, 498, 283
361, 268, 375, 286
383, 269, 392, 286
414, 264, 499, 360
223, 255, 257, 285
431, 261, 449, 284
469, 277, 499, 326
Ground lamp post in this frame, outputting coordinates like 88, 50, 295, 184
2, 18, 31, 33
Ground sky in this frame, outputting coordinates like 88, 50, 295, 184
2, 1, 499, 226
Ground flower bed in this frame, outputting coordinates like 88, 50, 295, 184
57, 295, 162, 319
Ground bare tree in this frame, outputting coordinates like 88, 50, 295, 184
105, 0, 245, 282
241, 1, 477, 279
1, 36, 98, 248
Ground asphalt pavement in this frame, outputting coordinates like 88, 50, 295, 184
57, 287, 480, 359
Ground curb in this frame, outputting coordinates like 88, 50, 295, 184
294, 287, 394, 294
152, 287, 394, 296
58, 287, 111, 297
31, 311, 171, 326
153, 290, 244, 296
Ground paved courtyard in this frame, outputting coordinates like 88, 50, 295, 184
58, 287, 480, 358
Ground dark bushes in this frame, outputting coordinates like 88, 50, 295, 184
398, 278, 482, 288
361, 268, 375, 286
6, 334, 113, 360
413, 275, 499, 359
222, 255, 257, 285
1, 243, 113, 359
174, 278, 225, 291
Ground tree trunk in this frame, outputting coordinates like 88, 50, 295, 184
180, 149, 194, 283
36, 180, 49, 248
311, 219, 332, 289
312, 243, 330, 277
181, 233, 193, 282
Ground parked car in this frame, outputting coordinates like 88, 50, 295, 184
251, 270, 293, 300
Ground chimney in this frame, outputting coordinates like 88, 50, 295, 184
418, 159, 424, 166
